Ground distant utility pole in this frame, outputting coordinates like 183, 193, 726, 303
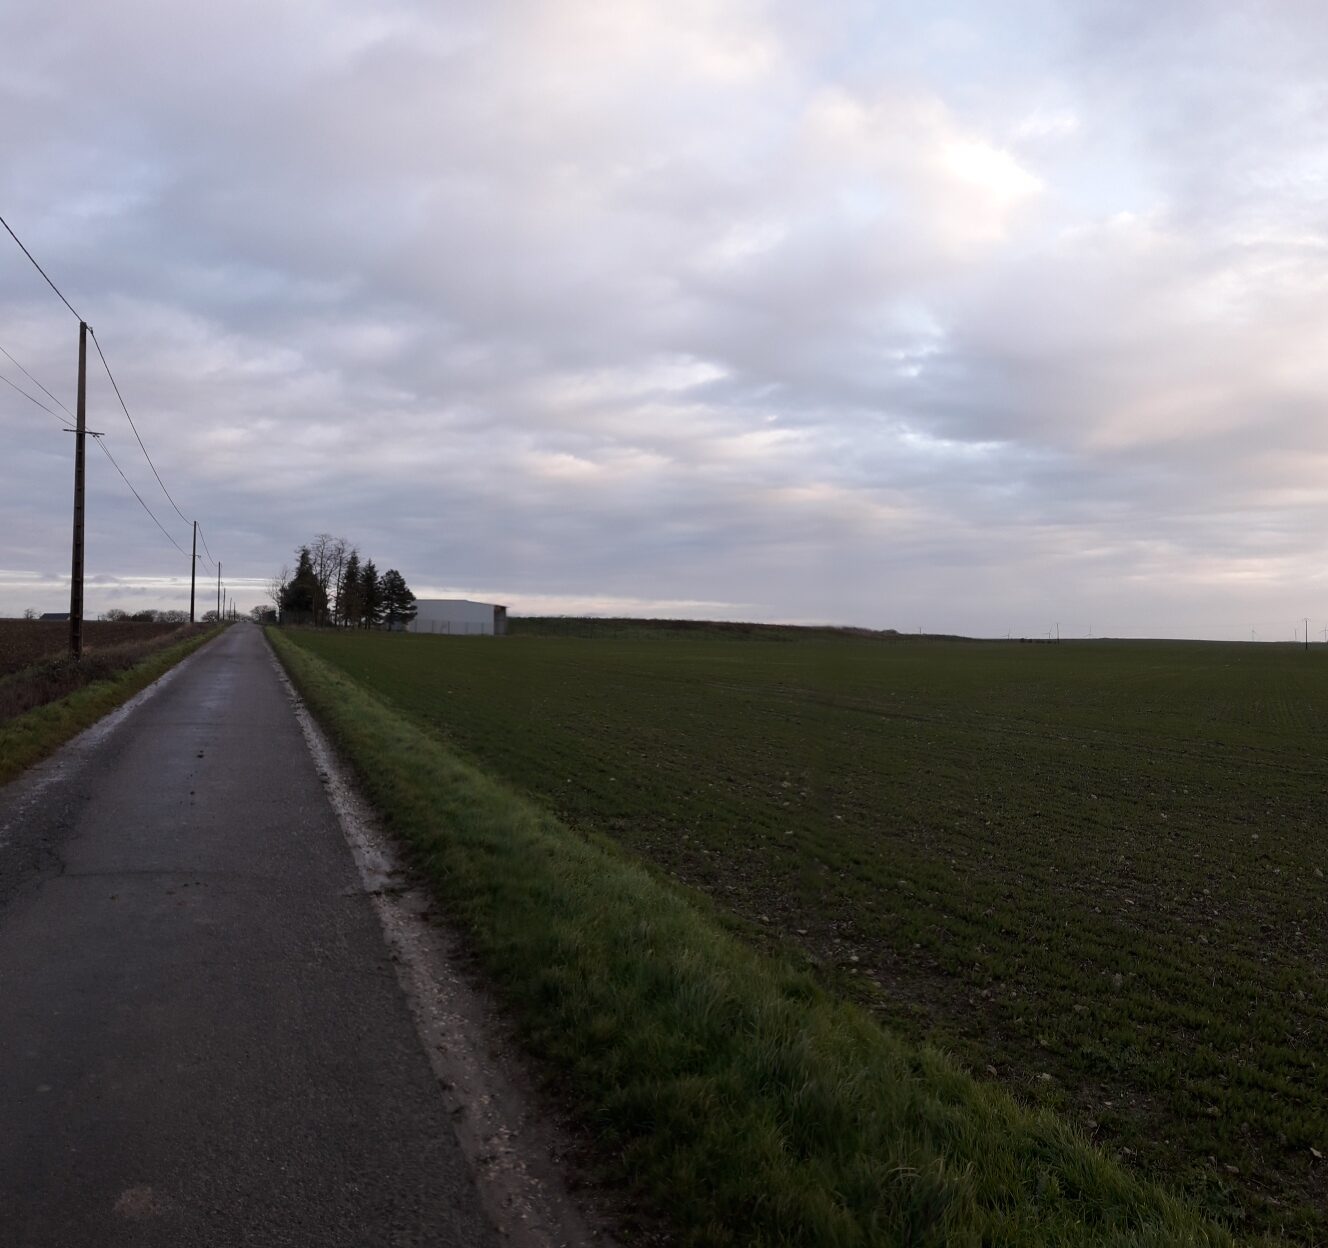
1306, 618, 1310, 653
190, 521, 197, 623
1056, 622, 1060, 644
67, 321, 88, 659
216, 561, 221, 620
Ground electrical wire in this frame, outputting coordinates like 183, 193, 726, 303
0, 214, 83, 322
0, 222, 220, 572
0, 343, 212, 568
0, 342, 75, 420
94, 437, 191, 559
87, 331, 217, 570
195, 524, 216, 570
88, 327, 192, 529
0, 367, 68, 428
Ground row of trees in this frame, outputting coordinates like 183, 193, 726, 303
17, 607, 231, 625
103, 607, 237, 625
274, 533, 417, 629
100, 608, 191, 623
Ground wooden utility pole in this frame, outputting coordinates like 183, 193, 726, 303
1305, 618, 1310, 652
216, 561, 221, 620
68, 321, 88, 658
190, 521, 197, 623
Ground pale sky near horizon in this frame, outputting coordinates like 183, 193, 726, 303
4, 1, 1328, 638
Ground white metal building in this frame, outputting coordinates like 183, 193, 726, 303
406, 599, 508, 636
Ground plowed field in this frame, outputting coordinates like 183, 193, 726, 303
0, 620, 182, 678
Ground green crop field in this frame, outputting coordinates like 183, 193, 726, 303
286, 624, 1327, 1243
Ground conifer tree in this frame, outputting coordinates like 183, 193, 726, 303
279, 546, 323, 624
359, 560, 383, 628
337, 550, 362, 627
380, 569, 417, 629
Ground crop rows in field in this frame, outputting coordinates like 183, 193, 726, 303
0, 620, 184, 679
290, 629, 1328, 1244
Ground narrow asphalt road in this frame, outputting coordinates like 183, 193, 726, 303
0, 624, 498, 1247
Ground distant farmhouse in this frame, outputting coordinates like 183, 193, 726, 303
39, 612, 70, 621
406, 599, 507, 636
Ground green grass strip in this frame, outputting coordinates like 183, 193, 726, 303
269, 627, 1236, 1248
0, 626, 224, 786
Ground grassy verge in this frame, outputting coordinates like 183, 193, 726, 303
269, 626, 1234, 1248
0, 625, 224, 785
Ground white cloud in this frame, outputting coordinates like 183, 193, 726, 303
1013, 107, 1080, 142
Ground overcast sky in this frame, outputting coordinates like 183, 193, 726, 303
3, 1, 1328, 638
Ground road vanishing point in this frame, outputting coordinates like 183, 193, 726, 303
0, 624, 500, 1247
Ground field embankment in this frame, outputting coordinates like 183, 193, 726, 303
0, 622, 222, 783
270, 625, 1249, 1247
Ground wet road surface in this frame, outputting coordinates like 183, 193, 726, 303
0, 624, 497, 1247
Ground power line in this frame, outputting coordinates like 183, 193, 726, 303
89, 336, 216, 570
0, 214, 83, 321
88, 327, 193, 530
94, 437, 190, 559
195, 523, 216, 570
0, 342, 75, 420
1, 220, 221, 582
0, 343, 211, 567
0, 367, 68, 428
3, 360, 204, 566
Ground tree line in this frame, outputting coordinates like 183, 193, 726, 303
99, 608, 192, 623
274, 533, 417, 629
20, 607, 225, 625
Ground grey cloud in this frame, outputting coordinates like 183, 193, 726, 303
3, 2, 1328, 636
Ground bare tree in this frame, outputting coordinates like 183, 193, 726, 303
309, 534, 333, 627
327, 537, 350, 625
268, 565, 289, 614
308, 533, 351, 628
